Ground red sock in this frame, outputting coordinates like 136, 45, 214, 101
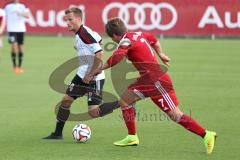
122, 106, 136, 135
178, 114, 206, 137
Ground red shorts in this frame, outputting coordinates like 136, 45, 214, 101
128, 73, 179, 112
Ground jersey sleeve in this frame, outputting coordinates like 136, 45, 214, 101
78, 26, 103, 54
141, 32, 158, 46
88, 31, 103, 53
92, 31, 103, 44
107, 38, 130, 67
89, 43, 102, 54
89, 32, 102, 54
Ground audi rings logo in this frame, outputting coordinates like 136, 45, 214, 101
102, 2, 178, 31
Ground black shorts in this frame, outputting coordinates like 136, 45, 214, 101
8, 32, 25, 45
66, 75, 105, 106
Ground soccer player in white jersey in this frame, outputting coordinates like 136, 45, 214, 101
43, 7, 105, 139
4, 0, 30, 73
0, 7, 6, 49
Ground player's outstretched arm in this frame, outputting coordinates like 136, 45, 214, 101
101, 62, 110, 70
86, 47, 127, 80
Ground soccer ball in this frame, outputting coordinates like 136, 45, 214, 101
72, 124, 91, 143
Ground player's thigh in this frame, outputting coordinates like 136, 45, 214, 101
151, 79, 179, 112
87, 79, 105, 117
8, 32, 17, 51
119, 89, 140, 108
8, 32, 17, 44
16, 32, 24, 45
87, 79, 105, 106
66, 75, 89, 99
151, 90, 179, 113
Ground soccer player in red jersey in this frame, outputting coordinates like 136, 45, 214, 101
88, 17, 216, 154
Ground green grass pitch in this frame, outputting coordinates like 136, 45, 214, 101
0, 36, 239, 160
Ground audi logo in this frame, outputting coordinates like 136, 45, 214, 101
102, 2, 178, 31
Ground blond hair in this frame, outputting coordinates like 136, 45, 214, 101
65, 7, 83, 18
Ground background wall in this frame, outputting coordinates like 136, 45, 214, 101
1, 0, 240, 35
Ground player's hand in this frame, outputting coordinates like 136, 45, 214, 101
94, 67, 103, 75
83, 74, 94, 84
160, 53, 170, 67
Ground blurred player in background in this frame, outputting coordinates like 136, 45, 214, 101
43, 7, 105, 140
0, 7, 6, 49
4, 0, 30, 73
89, 17, 216, 154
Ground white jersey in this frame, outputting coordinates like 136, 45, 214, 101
74, 25, 105, 80
4, 3, 29, 32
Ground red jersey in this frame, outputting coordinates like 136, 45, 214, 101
107, 32, 164, 83
107, 32, 179, 111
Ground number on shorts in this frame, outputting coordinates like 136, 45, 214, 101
158, 98, 164, 107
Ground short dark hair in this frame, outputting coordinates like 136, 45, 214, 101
105, 17, 127, 37
65, 7, 83, 18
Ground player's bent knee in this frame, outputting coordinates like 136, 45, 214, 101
167, 108, 183, 122
61, 95, 74, 106
119, 89, 139, 108
119, 98, 132, 108
88, 108, 99, 118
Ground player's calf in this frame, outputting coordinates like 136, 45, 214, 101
167, 108, 206, 138
43, 96, 74, 140
98, 101, 120, 117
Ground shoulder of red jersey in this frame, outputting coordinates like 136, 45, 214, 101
118, 34, 132, 50
124, 32, 147, 41
140, 32, 158, 46
118, 32, 145, 49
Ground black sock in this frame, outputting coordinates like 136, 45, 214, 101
54, 105, 70, 136
54, 120, 65, 136
11, 52, 16, 67
18, 52, 23, 67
